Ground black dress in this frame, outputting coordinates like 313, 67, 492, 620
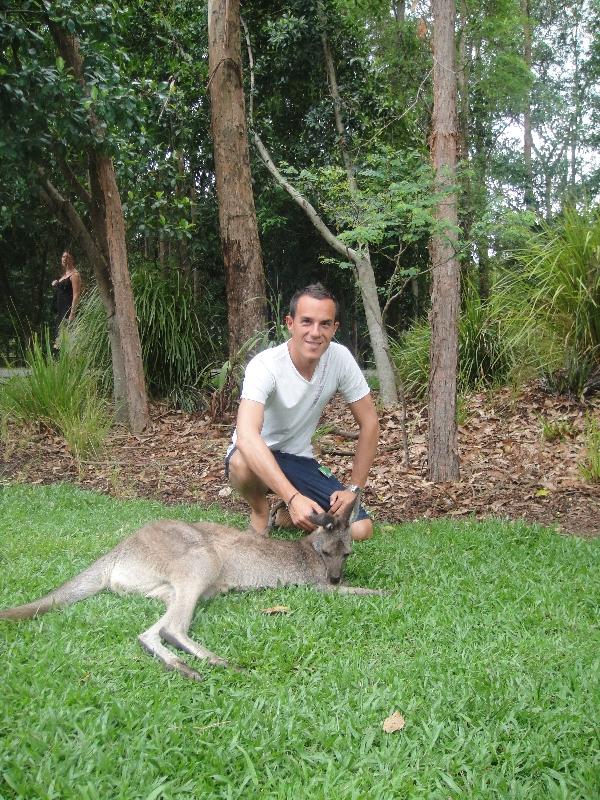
55, 275, 74, 323
53, 276, 74, 347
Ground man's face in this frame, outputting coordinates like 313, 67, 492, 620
286, 296, 339, 363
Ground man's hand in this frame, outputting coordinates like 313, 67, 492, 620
287, 493, 325, 531
329, 489, 360, 516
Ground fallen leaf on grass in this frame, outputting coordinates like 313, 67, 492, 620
261, 605, 291, 615
382, 711, 406, 733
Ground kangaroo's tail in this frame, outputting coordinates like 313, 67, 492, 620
0, 555, 111, 621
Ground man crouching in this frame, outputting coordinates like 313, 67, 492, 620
225, 283, 379, 541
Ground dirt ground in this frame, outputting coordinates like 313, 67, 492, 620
1, 383, 599, 537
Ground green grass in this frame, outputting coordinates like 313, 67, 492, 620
1, 484, 599, 799
0, 335, 111, 458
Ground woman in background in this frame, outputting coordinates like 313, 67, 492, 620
52, 250, 81, 351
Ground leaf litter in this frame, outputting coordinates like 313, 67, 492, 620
1, 383, 598, 537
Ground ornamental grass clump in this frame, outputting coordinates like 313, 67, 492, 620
391, 284, 521, 399
73, 265, 221, 411
578, 413, 600, 483
0, 333, 110, 458
505, 207, 600, 396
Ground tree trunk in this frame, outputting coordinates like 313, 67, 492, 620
522, 0, 535, 209
207, 0, 267, 357
93, 154, 148, 432
47, 20, 148, 432
428, 0, 460, 482
317, 0, 398, 405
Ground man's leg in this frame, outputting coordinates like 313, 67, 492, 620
349, 517, 373, 541
271, 452, 374, 542
227, 448, 271, 534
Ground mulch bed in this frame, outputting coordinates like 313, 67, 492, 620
2, 384, 599, 537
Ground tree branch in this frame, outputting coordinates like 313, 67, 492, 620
52, 146, 92, 210
38, 174, 112, 309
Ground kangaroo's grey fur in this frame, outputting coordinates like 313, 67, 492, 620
0, 496, 378, 681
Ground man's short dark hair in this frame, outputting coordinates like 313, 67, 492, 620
289, 283, 340, 320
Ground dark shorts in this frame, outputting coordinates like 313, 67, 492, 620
225, 447, 370, 521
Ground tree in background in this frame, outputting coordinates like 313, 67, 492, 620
429, 0, 461, 481
207, 0, 267, 356
1, 1, 148, 431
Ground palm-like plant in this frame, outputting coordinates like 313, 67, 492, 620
512, 207, 600, 395
73, 265, 223, 410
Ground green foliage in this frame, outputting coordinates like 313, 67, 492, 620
0, 333, 110, 457
540, 417, 576, 443
391, 284, 521, 399
73, 265, 221, 411
578, 413, 600, 483
208, 296, 289, 420
1, 484, 599, 798
501, 207, 600, 396
289, 148, 435, 251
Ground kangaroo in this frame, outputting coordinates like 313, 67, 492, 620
0, 495, 379, 681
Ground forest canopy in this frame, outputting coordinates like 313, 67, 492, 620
1, 0, 599, 402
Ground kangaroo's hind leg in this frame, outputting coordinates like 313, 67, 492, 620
138, 586, 208, 682
158, 581, 230, 669
138, 555, 227, 680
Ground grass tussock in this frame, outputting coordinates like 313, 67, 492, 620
0, 335, 110, 458
1, 484, 599, 799
73, 265, 221, 411
578, 413, 600, 483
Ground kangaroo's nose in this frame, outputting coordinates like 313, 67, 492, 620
329, 575, 341, 585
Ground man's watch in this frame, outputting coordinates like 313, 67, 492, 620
346, 484, 363, 496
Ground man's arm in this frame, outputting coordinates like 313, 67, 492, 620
235, 399, 324, 530
328, 393, 379, 515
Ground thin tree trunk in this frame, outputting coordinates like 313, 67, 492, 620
207, 0, 267, 357
38, 177, 127, 417
569, 2, 582, 190
428, 0, 460, 481
317, 0, 398, 405
46, 17, 148, 431
93, 154, 148, 431
522, 0, 535, 209
392, 1, 406, 24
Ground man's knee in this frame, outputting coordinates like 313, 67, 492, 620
228, 449, 267, 496
351, 517, 373, 542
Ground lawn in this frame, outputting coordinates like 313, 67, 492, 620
0, 484, 599, 799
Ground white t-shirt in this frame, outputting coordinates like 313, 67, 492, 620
229, 341, 370, 459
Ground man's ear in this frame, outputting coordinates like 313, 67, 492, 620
285, 314, 294, 331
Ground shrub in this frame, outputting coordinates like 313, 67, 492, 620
578, 413, 600, 483
505, 207, 600, 396
0, 333, 111, 458
73, 266, 222, 411
391, 285, 520, 399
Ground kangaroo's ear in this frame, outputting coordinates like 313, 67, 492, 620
339, 492, 361, 527
309, 512, 335, 530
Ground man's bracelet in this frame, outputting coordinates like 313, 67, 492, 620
287, 492, 299, 509
346, 484, 363, 497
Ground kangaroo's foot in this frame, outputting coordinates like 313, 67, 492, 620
159, 626, 229, 668
314, 585, 385, 596
138, 631, 204, 681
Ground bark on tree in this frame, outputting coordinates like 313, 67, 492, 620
38, 176, 127, 424
93, 154, 148, 429
522, 0, 535, 210
428, 0, 461, 481
46, 18, 148, 432
207, 0, 267, 357
317, 1, 398, 406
